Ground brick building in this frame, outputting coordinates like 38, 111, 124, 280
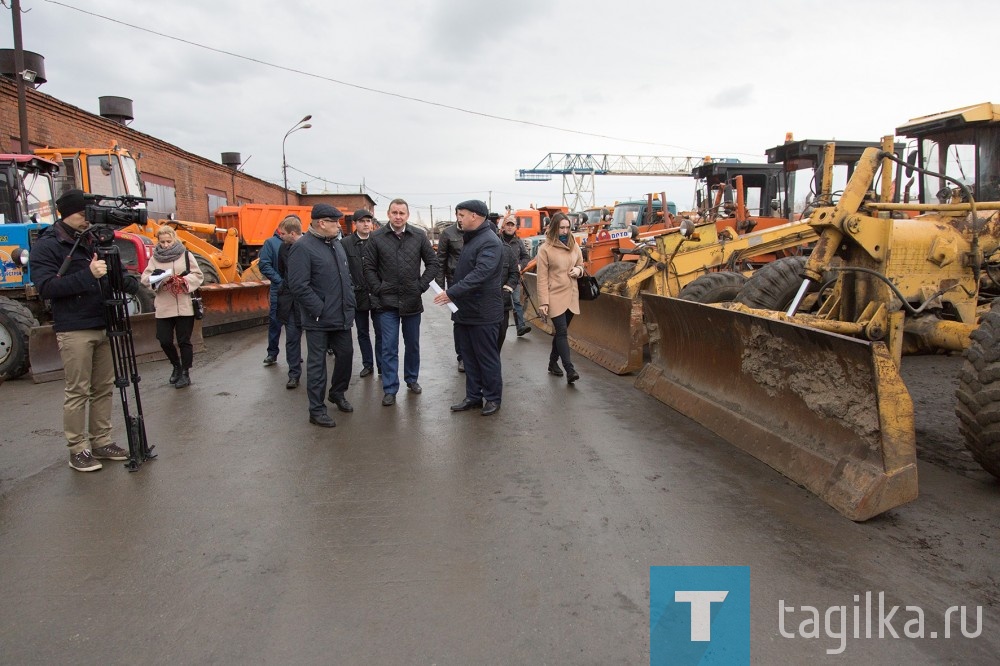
0, 78, 374, 224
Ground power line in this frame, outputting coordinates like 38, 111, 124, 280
45, 0, 709, 152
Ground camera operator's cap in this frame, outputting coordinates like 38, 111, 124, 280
455, 199, 489, 218
353, 208, 374, 221
57, 189, 88, 219
311, 203, 343, 220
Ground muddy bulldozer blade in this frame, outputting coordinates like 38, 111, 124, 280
28, 314, 206, 383
199, 281, 271, 336
635, 295, 918, 521
520, 272, 646, 375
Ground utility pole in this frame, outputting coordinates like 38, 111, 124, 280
12, 0, 29, 153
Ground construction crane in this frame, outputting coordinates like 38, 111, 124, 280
515, 153, 723, 210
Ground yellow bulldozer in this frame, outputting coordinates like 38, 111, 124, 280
635, 102, 1000, 520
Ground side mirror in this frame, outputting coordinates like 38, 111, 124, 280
905, 150, 918, 178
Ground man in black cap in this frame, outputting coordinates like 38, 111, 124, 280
341, 208, 382, 378
433, 199, 504, 416
287, 203, 356, 427
31, 189, 139, 471
362, 198, 438, 406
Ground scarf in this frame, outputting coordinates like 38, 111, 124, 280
558, 234, 569, 245
153, 241, 186, 263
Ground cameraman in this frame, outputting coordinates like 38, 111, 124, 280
32, 189, 140, 472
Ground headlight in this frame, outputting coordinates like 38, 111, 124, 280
12, 247, 29, 267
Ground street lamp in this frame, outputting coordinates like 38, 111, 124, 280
282, 115, 312, 204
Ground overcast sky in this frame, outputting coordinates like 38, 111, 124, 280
8, 0, 998, 223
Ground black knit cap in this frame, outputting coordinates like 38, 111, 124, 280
57, 189, 88, 219
455, 199, 488, 218
311, 203, 343, 220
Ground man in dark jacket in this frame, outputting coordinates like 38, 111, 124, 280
275, 215, 303, 389
433, 199, 504, 416
362, 198, 439, 406
499, 215, 532, 336
287, 204, 356, 427
258, 227, 284, 366
435, 218, 465, 372
497, 225, 523, 351
341, 209, 382, 378
31, 189, 139, 471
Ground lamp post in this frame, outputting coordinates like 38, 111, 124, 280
282, 115, 312, 204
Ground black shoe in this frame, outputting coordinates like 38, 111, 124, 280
263, 356, 277, 367
407, 382, 422, 394
548, 361, 564, 377
516, 326, 532, 336
331, 396, 354, 413
168, 364, 181, 384
382, 393, 396, 406
457, 359, 465, 373
286, 377, 299, 389
174, 370, 191, 389
450, 397, 484, 412
360, 365, 374, 378
566, 369, 580, 384
309, 414, 336, 428
481, 401, 501, 416
326, 348, 335, 356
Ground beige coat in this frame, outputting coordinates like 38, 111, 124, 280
140, 251, 205, 318
536, 239, 584, 318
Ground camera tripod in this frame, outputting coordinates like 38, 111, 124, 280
95, 240, 156, 471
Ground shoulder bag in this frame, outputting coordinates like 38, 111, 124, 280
183, 252, 205, 320
577, 269, 601, 301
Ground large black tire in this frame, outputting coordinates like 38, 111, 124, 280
593, 261, 637, 288
955, 300, 1000, 479
124, 285, 156, 315
736, 256, 812, 310
195, 255, 220, 284
678, 272, 748, 304
0, 296, 39, 380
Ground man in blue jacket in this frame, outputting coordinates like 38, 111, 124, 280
31, 189, 139, 471
258, 226, 284, 366
286, 204, 356, 427
433, 200, 504, 416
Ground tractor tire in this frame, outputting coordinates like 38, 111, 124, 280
593, 261, 637, 288
956, 300, 1000, 479
736, 256, 812, 311
0, 296, 39, 380
195, 255, 221, 284
125, 285, 156, 315
678, 272, 748, 304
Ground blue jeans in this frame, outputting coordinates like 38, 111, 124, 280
355, 309, 383, 371
378, 309, 420, 395
512, 283, 526, 329
266, 287, 281, 357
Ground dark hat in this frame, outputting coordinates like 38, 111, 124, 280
57, 189, 88, 219
455, 199, 489, 218
353, 208, 374, 221
311, 203, 344, 220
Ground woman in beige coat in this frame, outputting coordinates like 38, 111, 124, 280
140, 227, 204, 388
536, 212, 585, 384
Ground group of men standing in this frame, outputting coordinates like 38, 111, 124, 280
265, 197, 515, 426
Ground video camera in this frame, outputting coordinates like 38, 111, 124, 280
84, 194, 151, 244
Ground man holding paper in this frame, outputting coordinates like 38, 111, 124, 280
433, 200, 504, 416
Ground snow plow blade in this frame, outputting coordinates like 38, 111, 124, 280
520, 272, 646, 375
28, 314, 205, 384
634, 295, 918, 521
199, 281, 271, 336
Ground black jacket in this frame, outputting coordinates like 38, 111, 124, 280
31, 221, 139, 332
341, 231, 376, 311
362, 224, 439, 316
286, 231, 356, 331
435, 223, 463, 288
499, 231, 529, 270
500, 236, 521, 311
447, 223, 503, 325
276, 241, 300, 325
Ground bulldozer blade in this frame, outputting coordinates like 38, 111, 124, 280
635, 295, 917, 521
520, 272, 646, 375
28, 314, 206, 384
200, 281, 271, 336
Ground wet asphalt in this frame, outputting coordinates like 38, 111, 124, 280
0, 294, 997, 665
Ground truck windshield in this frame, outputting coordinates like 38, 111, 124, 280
611, 204, 642, 228
19, 167, 56, 223
921, 135, 977, 204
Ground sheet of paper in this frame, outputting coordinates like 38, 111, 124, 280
429, 280, 459, 313
149, 268, 173, 288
